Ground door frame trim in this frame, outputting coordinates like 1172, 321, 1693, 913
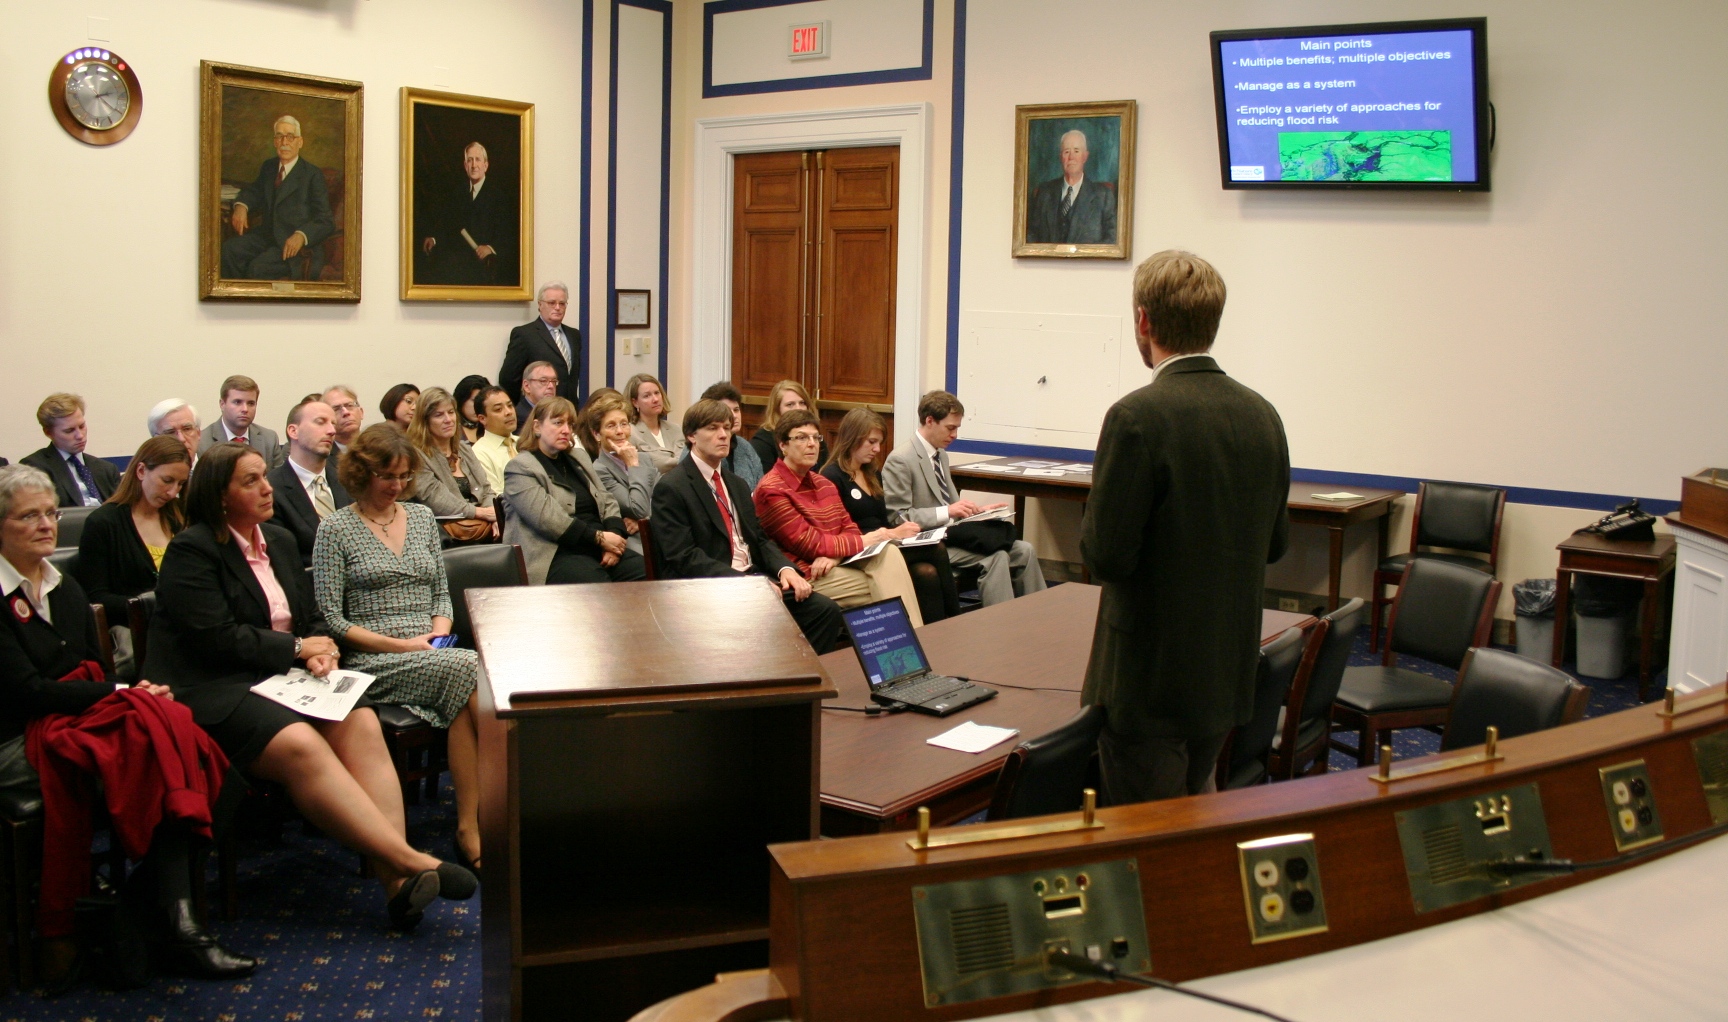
694, 103, 930, 442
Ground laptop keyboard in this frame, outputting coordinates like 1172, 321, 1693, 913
884, 674, 965, 704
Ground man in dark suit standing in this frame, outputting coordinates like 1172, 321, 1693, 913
419, 142, 515, 286
222, 115, 335, 280
651, 400, 842, 653
21, 393, 119, 508
500, 282, 583, 406
1081, 250, 1290, 805
266, 397, 351, 568
1026, 129, 1117, 245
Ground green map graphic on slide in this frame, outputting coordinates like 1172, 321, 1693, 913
876, 647, 924, 681
1278, 131, 1452, 182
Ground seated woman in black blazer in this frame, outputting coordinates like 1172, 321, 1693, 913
0, 464, 255, 981
76, 436, 190, 659
146, 443, 475, 930
820, 408, 961, 623
750, 379, 828, 477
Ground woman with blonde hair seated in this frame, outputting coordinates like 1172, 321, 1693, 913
822, 408, 961, 623
749, 379, 828, 474
504, 398, 646, 584
149, 441, 475, 931
579, 389, 657, 554
405, 386, 497, 543
753, 410, 925, 624
623, 373, 684, 475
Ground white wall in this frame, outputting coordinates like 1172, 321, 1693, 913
613, 1, 670, 384
0, 0, 589, 461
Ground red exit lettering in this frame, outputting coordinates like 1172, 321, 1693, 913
792, 27, 817, 53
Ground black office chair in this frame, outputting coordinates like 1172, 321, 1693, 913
1270, 598, 1367, 780
126, 591, 156, 675
46, 548, 78, 579
1217, 628, 1307, 790
635, 518, 659, 581
444, 543, 529, 649
1333, 559, 1501, 766
1372, 480, 1505, 651
985, 705, 1106, 821
1440, 648, 1588, 751
54, 505, 97, 549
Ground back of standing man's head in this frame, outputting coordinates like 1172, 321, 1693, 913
1132, 249, 1227, 356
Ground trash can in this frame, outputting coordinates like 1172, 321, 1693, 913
1513, 579, 1556, 662
1571, 575, 1641, 679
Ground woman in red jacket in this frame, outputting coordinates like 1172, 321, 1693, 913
751, 410, 925, 624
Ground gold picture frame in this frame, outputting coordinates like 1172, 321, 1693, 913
1012, 100, 1136, 260
401, 87, 534, 301
199, 61, 363, 301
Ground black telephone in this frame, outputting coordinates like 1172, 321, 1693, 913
1581, 499, 1656, 542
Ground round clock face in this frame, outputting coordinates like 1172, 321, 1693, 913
64, 61, 131, 131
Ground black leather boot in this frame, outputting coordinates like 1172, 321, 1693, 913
153, 899, 259, 979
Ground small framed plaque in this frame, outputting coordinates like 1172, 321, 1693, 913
615, 288, 651, 329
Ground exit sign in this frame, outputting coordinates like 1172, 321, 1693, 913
789, 21, 829, 61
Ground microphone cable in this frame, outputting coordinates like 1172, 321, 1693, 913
1485, 816, 1728, 876
1044, 950, 1301, 1022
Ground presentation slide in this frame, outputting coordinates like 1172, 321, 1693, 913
848, 603, 925, 685
1218, 27, 1478, 183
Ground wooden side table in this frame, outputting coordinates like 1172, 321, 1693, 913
1550, 531, 1676, 700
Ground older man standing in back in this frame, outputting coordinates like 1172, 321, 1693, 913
1081, 250, 1290, 806
500, 282, 583, 408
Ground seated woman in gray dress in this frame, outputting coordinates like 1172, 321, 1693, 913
503, 398, 647, 585
313, 424, 484, 872
580, 389, 657, 554
623, 373, 684, 475
405, 386, 498, 542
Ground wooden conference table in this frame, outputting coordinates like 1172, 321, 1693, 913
949, 456, 1403, 610
818, 583, 1313, 835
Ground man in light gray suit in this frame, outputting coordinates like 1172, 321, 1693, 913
197, 374, 284, 468
883, 391, 1046, 607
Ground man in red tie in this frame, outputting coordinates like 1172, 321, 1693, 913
196, 376, 283, 468
221, 114, 335, 280
649, 399, 841, 653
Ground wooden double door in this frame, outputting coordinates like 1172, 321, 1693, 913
731, 146, 899, 447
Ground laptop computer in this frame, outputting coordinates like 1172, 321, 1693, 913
840, 597, 996, 716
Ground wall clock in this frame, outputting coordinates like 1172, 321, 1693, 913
49, 47, 143, 145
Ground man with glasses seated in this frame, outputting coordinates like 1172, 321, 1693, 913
322, 385, 366, 453
148, 398, 204, 464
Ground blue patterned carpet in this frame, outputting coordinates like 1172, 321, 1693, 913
1, 786, 479, 1021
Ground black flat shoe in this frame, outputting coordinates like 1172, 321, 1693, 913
155, 900, 257, 979
387, 870, 441, 931
453, 839, 482, 884
436, 861, 478, 901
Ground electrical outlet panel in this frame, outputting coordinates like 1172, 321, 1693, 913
1694, 730, 1728, 825
1236, 833, 1328, 943
1395, 783, 1554, 913
911, 858, 1150, 1009
1599, 759, 1663, 851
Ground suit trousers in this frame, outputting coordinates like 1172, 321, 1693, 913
808, 546, 925, 628
778, 584, 843, 655
1097, 725, 1228, 806
222, 231, 297, 280
547, 549, 647, 585
946, 539, 1047, 607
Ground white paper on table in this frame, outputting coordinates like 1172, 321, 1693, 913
1061, 463, 1094, 472
1022, 469, 1066, 477
965, 463, 1019, 473
926, 720, 1020, 754
1014, 460, 1060, 469
898, 526, 947, 547
844, 541, 890, 565
956, 506, 1016, 524
251, 668, 376, 721
1311, 491, 1364, 502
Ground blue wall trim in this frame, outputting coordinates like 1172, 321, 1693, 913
580, 0, 594, 404
951, 439, 1678, 513
943, 0, 966, 396
702, 0, 934, 98
608, 0, 675, 391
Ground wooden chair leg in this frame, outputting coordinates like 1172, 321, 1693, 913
12, 818, 38, 991
1356, 725, 1377, 767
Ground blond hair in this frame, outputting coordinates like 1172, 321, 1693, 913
761, 379, 814, 434
36, 393, 85, 430
1132, 249, 1227, 355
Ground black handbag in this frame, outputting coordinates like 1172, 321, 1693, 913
945, 520, 1015, 556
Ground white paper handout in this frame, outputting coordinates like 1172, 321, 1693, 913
844, 541, 890, 565
1311, 491, 1364, 502
956, 506, 1016, 524
1013, 461, 1060, 469
251, 667, 376, 721
898, 526, 947, 547
1022, 469, 1067, 477
926, 720, 1020, 754
965, 463, 1019, 473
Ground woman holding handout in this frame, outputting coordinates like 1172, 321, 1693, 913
821, 408, 962, 623
312, 424, 484, 877
753, 409, 926, 623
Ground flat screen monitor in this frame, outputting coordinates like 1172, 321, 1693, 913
1211, 18, 1490, 190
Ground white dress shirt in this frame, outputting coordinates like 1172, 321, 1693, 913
912, 431, 958, 516
691, 455, 752, 573
544, 317, 573, 371
1061, 174, 1085, 210
1148, 350, 1208, 386
60, 450, 102, 507
0, 553, 63, 624
288, 456, 332, 516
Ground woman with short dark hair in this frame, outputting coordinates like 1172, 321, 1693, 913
452, 375, 491, 445
379, 383, 420, 430
150, 442, 475, 930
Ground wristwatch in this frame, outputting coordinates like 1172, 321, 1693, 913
294, 637, 304, 659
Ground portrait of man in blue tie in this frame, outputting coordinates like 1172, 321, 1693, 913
1015, 102, 1136, 258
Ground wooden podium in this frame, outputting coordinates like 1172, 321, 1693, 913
470, 577, 836, 1022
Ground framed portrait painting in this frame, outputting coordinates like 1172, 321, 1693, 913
1012, 100, 1137, 260
401, 88, 534, 301
199, 61, 363, 301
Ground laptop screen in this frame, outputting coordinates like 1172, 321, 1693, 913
841, 598, 930, 688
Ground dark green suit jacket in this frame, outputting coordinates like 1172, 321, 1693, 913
1080, 355, 1290, 740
